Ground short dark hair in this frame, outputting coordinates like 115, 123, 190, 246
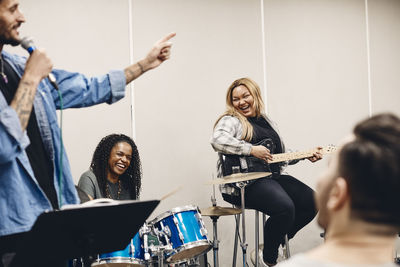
338, 113, 400, 227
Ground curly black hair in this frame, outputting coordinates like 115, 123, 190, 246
90, 134, 142, 199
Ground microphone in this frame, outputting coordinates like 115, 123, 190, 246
20, 36, 59, 90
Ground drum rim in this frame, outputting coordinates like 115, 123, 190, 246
165, 240, 212, 263
150, 205, 199, 223
93, 256, 146, 265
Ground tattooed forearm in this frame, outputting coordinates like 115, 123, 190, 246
10, 80, 38, 131
123, 61, 145, 84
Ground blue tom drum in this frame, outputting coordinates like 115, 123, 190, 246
91, 231, 145, 267
150, 205, 211, 263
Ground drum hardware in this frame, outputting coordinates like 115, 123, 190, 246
173, 214, 186, 243
205, 171, 268, 267
200, 175, 242, 267
200, 205, 242, 267
139, 223, 152, 261
154, 225, 172, 245
236, 180, 248, 267
195, 213, 208, 237
154, 244, 171, 267
184, 256, 201, 266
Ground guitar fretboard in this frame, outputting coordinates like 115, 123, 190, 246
269, 146, 336, 164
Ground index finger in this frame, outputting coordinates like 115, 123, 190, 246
158, 32, 176, 43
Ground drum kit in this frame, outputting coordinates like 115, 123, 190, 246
83, 171, 270, 267
90, 205, 211, 267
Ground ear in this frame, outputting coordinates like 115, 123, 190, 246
326, 177, 349, 211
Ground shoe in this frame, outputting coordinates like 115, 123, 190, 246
250, 244, 277, 267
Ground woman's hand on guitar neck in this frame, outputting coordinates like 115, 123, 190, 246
307, 146, 323, 162
251, 145, 273, 163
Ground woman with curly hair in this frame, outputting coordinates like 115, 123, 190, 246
78, 134, 142, 200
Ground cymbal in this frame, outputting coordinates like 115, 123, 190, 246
201, 206, 242, 216
206, 172, 271, 185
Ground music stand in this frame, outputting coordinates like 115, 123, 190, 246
11, 199, 159, 267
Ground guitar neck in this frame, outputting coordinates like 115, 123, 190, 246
269, 146, 336, 164
269, 150, 316, 164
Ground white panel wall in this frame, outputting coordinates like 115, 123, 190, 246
263, 0, 370, 255
368, 0, 400, 116
5, 0, 400, 265
131, 0, 264, 264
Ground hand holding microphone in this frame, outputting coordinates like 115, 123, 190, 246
20, 37, 58, 89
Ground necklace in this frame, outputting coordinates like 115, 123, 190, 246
0, 56, 8, 84
105, 179, 122, 200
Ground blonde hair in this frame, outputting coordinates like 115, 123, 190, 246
214, 78, 265, 141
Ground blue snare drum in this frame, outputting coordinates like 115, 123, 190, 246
92, 231, 145, 267
150, 205, 211, 263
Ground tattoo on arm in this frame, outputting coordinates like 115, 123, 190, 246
124, 62, 143, 85
11, 80, 37, 131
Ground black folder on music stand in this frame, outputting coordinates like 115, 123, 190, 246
12, 199, 159, 267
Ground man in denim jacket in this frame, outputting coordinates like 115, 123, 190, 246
0, 0, 175, 263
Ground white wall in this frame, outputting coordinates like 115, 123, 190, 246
263, 0, 371, 254
8, 0, 400, 265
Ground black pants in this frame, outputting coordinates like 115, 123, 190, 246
222, 174, 317, 263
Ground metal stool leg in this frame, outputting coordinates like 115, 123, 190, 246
283, 234, 291, 259
233, 213, 240, 267
255, 211, 259, 267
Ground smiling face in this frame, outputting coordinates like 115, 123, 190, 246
0, 0, 25, 46
231, 85, 256, 118
107, 142, 133, 181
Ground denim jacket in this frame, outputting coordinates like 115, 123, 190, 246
0, 51, 126, 236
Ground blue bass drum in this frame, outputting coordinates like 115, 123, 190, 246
150, 205, 211, 263
92, 231, 145, 267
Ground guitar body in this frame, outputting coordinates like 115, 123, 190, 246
221, 138, 277, 177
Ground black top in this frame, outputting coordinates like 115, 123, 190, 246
0, 58, 58, 209
106, 180, 132, 200
248, 116, 282, 173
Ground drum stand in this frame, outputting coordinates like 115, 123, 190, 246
140, 223, 152, 262
151, 226, 171, 267
152, 241, 172, 267
210, 195, 220, 267
152, 244, 172, 267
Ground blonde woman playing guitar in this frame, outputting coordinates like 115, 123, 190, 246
211, 78, 323, 267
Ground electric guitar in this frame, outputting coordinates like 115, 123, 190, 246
221, 138, 337, 177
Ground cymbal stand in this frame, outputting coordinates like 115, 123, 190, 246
237, 181, 248, 267
210, 214, 220, 267
211, 176, 220, 267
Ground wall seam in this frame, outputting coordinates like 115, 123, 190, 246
364, 0, 372, 117
128, 0, 136, 139
260, 0, 269, 114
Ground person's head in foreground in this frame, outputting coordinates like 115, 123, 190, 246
279, 113, 400, 266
